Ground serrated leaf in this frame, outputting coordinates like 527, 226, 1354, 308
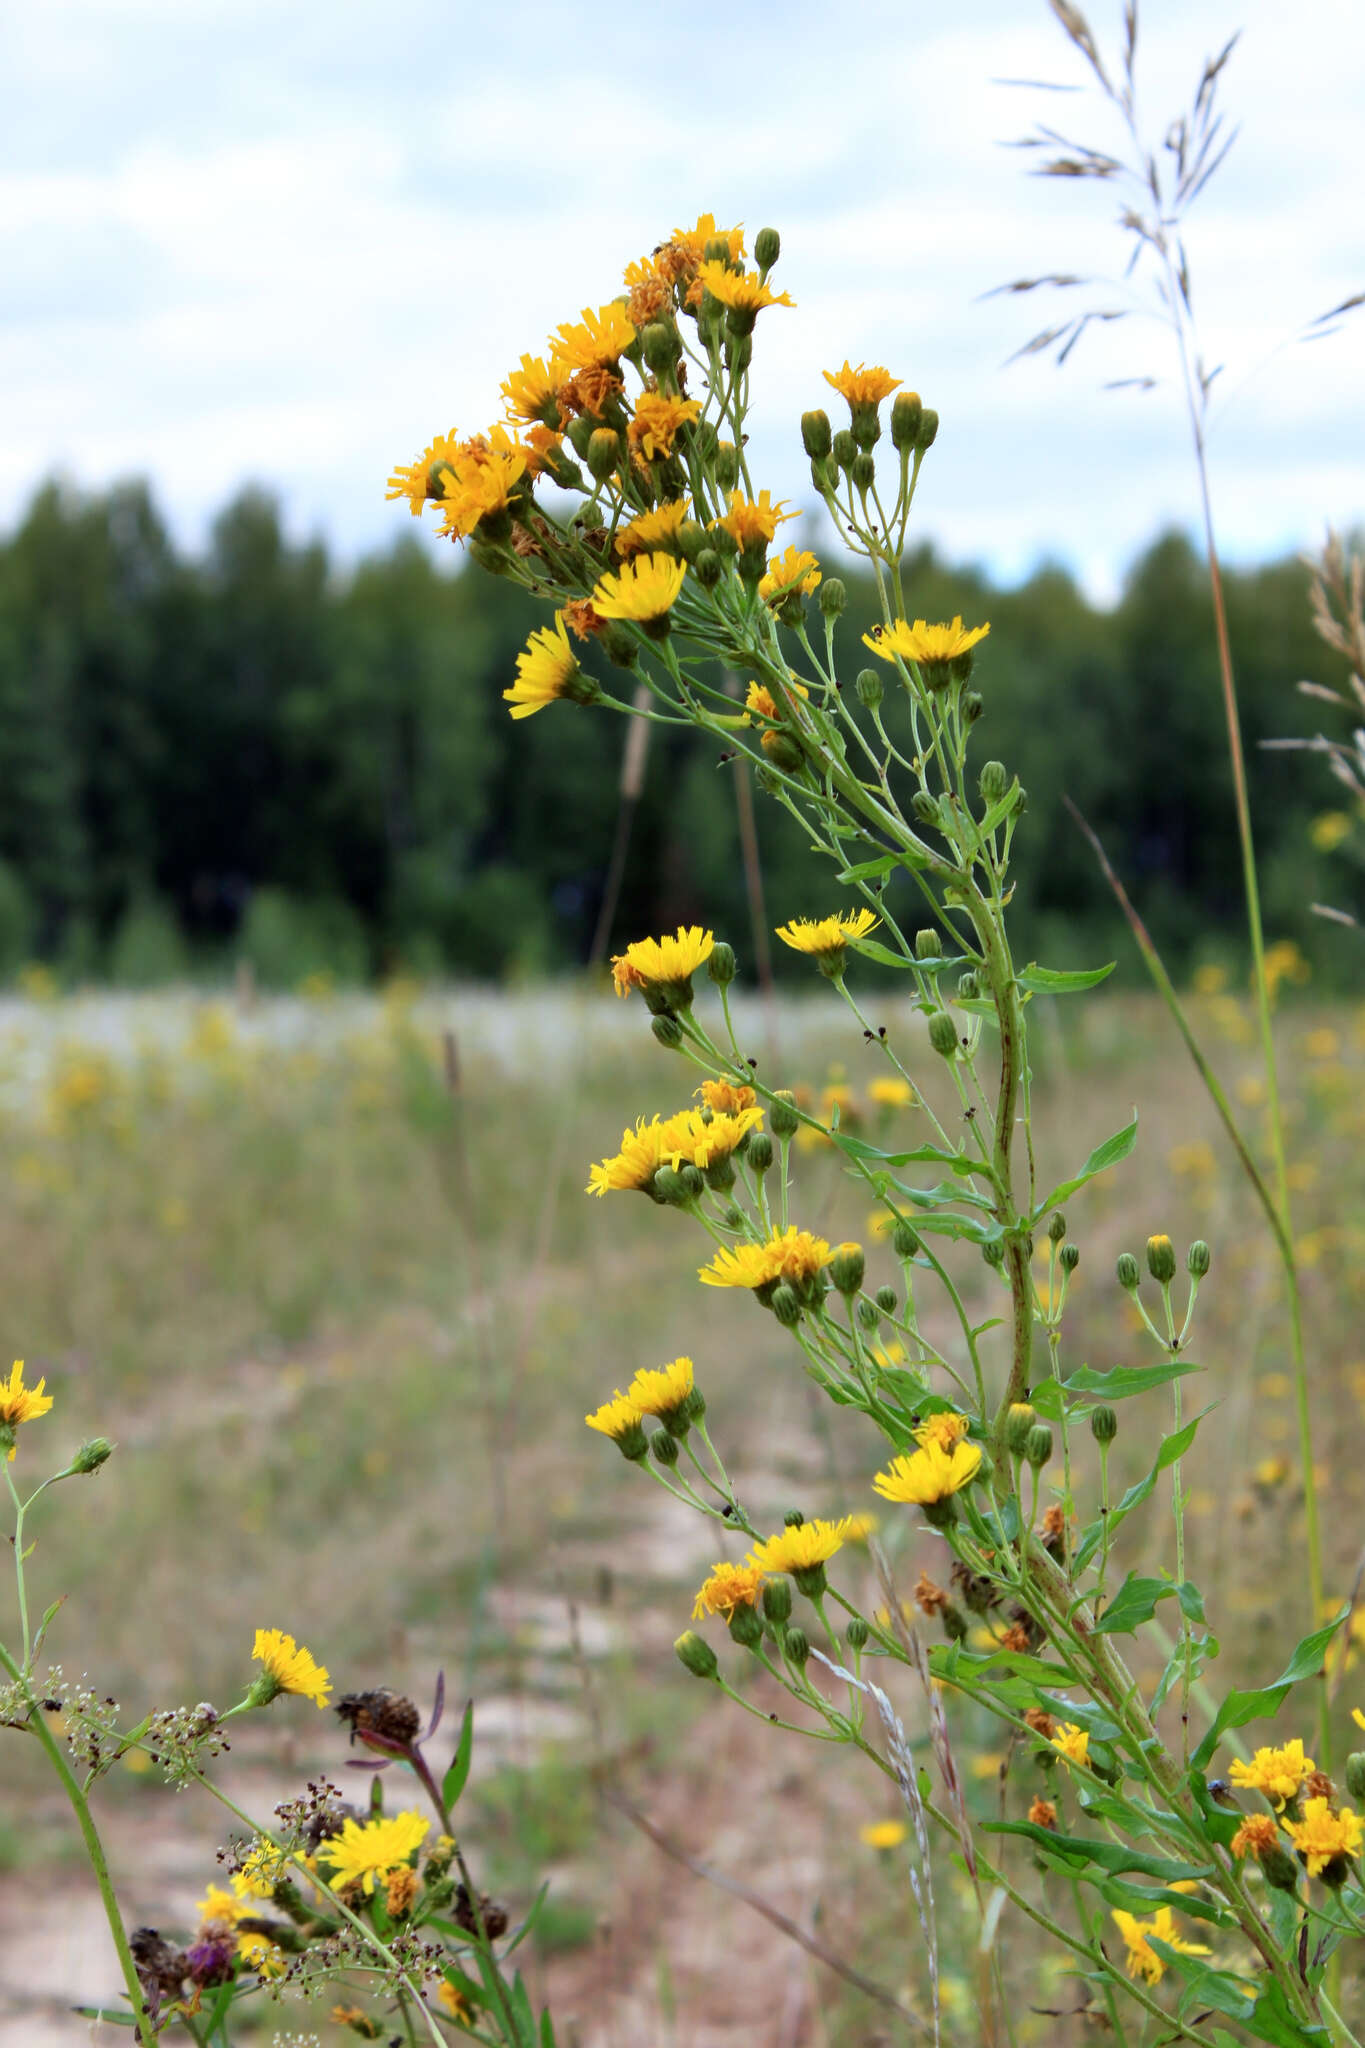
1037, 1112, 1138, 1213
1094, 1572, 1176, 1636
831, 1131, 971, 1172
1059, 1359, 1206, 1401
1192, 1610, 1348, 1770
443, 1700, 475, 1813
984, 1819, 1207, 1882
1246, 1977, 1330, 2046
1017, 961, 1117, 994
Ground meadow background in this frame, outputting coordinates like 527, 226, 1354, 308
3, 0, 1365, 2041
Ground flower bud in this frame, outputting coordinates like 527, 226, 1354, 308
818, 576, 847, 619
719, 1201, 744, 1228
73, 1437, 114, 1475
958, 970, 980, 1000
830, 1242, 865, 1295
914, 928, 941, 961
760, 730, 804, 775
982, 1239, 1005, 1268
979, 760, 1008, 805
1261, 1838, 1307, 1891
769, 1090, 801, 1139
928, 1011, 958, 1058
694, 548, 724, 591
653, 1165, 688, 1204
1048, 1212, 1067, 1244
703, 1154, 736, 1193
715, 442, 740, 491
1025, 1424, 1053, 1469
641, 321, 679, 375
651, 1429, 680, 1468
851, 451, 876, 493
874, 1284, 897, 1314
771, 1283, 802, 1328
855, 667, 883, 710
707, 942, 737, 987
678, 1163, 704, 1199
831, 428, 856, 472
1060, 1242, 1080, 1272
801, 409, 832, 460
1116, 1252, 1140, 1291
676, 519, 709, 563
754, 226, 781, 272
602, 624, 638, 670
1146, 1234, 1177, 1284
1345, 1753, 1365, 1803
857, 1299, 880, 1329
890, 391, 923, 450
846, 1615, 870, 1649
916, 407, 939, 451
893, 1220, 920, 1258
809, 456, 835, 495
1004, 1403, 1037, 1457
784, 1508, 804, 1527
784, 1625, 812, 1667
1089, 1405, 1118, 1446
1187, 1239, 1211, 1278
962, 690, 984, 725
763, 1577, 792, 1626
747, 1131, 774, 1174
651, 1015, 684, 1050
720, 1603, 761, 1653
911, 791, 940, 828
566, 415, 595, 460
675, 1630, 720, 1681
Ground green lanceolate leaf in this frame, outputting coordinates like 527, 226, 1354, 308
1191, 1609, 1349, 1771
1093, 1573, 1177, 1636
1057, 1359, 1206, 1402
850, 937, 920, 969
830, 1131, 974, 1173
1036, 1112, 1138, 1215
984, 1819, 1207, 1883
442, 1700, 475, 1812
835, 853, 901, 883
1017, 961, 1117, 995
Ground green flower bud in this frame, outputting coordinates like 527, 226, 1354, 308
1116, 1252, 1140, 1291
1060, 1242, 1080, 1273
1089, 1405, 1118, 1446
831, 428, 856, 472
641, 321, 679, 375
761, 730, 805, 775
651, 1015, 684, 1050
746, 1131, 774, 1175
652, 1165, 688, 1204
783, 1508, 804, 1527
982, 1238, 1006, 1268
890, 390, 923, 450
846, 1615, 870, 1649
928, 1011, 959, 1058
675, 1630, 719, 1681
1188, 1239, 1211, 1278
1004, 1403, 1037, 1457
830, 1242, 866, 1295
771, 1283, 802, 1328
728, 1602, 765, 1649
801, 409, 832, 459
707, 942, 737, 987
961, 689, 984, 725
783, 1625, 812, 1667
695, 549, 724, 592
818, 576, 847, 619
875, 1284, 898, 1314
941, 1599, 968, 1637
602, 624, 638, 671
715, 441, 740, 491
684, 1385, 706, 1423
566, 414, 595, 460
651, 1429, 680, 1468
1261, 1839, 1306, 1892
73, 1437, 114, 1475
754, 226, 781, 272
893, 1220, 920, 1258
1146, 1234, 1177, 1284
979, 760, 1008, 804
916, 406, 939, 451
1345, 1753, 1365, 1803
851, 450, 876, 492
857, 1299, 881, 1330
855, 666, 884, 709
676, 519, 709, 563
911, 790, 940, 828
958, 970, 980, 1000
703, 1154, 736, 1193
703, 235, 732, 266
679, 1163, 704, 1199
769, 1090, 801, 1139
762, 1578, 792, 1627
1048, 1212, 1067, 1243
914, 928, 941, 961
1025, 1423, 1054, 1469
809, 455, 835, 495
719, 1201, 744, 1228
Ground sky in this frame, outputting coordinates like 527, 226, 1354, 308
3, 0, 1361, 603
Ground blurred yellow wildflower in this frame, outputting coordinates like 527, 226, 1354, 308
1192, 962, 1227, 996
611, 925, 714, 998
1112, 1906, 1209, 1984
749, 1517, 853, 1575
627, 1355, 694, 1418
617, 500, 691, 557
198, 1885, 247, 1929
1284, 1798, 1363, 1877
503, 614, 583, 720
591, 552, 686, 628
692, 1560, 766, 1620
844, 1512, 879, 1542
250, 1629, 331, 1708
1263, 939, 1310, 1003
696, 262, 794, 317
1303, 1027, 1340, 1061
872, 1440, 981, 1506
716, 490, 797, 550
824, 362, 902, 407
869, 1077, 914, 1108
859, 1819, 908, 1849
236, 1930, 287, 1979
1230, 1814, 1281, 1859
1228, 1738, 1314, 1806
0, 1360, 52, 1458
759, 547, 821, 603
551, 302, 636, 370
320, 1810, 430, 1895
863, 617, 990, 666
438, 1982, 473, 2023
628, 393, 701, 462
775, 909, 880, 957
1311, 811, 1352, 852
1049, 1723, 1090, 1767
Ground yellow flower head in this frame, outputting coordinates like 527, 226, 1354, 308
250, 1628, 331, 1708
673, 213, 746, 266
759, 547, 822, 604
913, 1410, 971, 1453
1311, 811, 1352, 852
503, 613, 583, 720
385, 430, 462, 515
320, 1809, 431, 1895
617, 499, 692, 558
696, 1078, 757, 1115
610, 925, 714, 997
0, 1360, 53, 1459
716, 490, 798, 552
692, 1560, 767, 1620
198, 1884, 247, 1930
663, 1105, 764, 1171
859, 1819, 908, 1849
550, 301, 636, 371
628, 1355, 694, 1419
823, 362, 902, 408
1049, 1722, 1091, 1767
591, 552, 687, 628
231, 1839, 286, 1901
869, 1077, 915, 1108
1228, 1738, 1315, 1808
776, 909, 880, 958
434, 429, 529, 541
1285, 1797, 1364, 1878
628, 392, 701, 462
872, 1439, 982, 1506
500, 353, 564, 427
584, 1391, 646, 1441
696, 261, 795, 317
863, 617, 991, 669
1112, 1906, 1210, 1984
438, 1982, 473, 2023
747, 1517, 854, 1576
1231, 1814, 1281, 1859
236, 1929, 287, 1979
745, 676, 809, 722
586, 1115, 674, 1196
699, 1224, 835, 1292
844, 1511, 879, 1541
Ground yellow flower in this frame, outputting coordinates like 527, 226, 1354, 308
591, 552, 687, 629
0, 1360, 53, 1459
869, 1077, 914, 1108
747, 1517, 854, 1576
863, 617, 991, 668
617, 500, 692, 558
692, 1560, 767, 1620
696, 261, 795, 317
550, 301, 636, 370
385, 430, 461, 515
628, 1355, 694, 1418
434, 429, 529, 541
1231, 1814, 1282, 1859
503, 613, 584, 720
1228, 1739, 1314, 1807
696, 1078, 757, 1114
1285, 1798, 1364, 1878
775, 909, 880, 958
673, 213, 746, 266
198, 1884, 247, 1929
872, 1440, 981, 1506
611, 924, 714, 998
438, 1981, 473, 2023
1112, 1906, 1210, 1984
745, 676, 809, 722
500, 352, 563, 426
1311, 811, 1352, 852
698, 1224, 832, 1291
663, 1105, 764, 1171
231, 1839, 285, 1900
250, 1628, 331, 1708
759, 547, 822, 603
716, 490, 797, 551
913, 1410, 970, 1453
236, 1929, 287, 1979
1049, 1722, 1091, 1767
585, 1116, 674, 1195
823, 362, 902, 408
584, 1391, 646, 1441
628, 392, 701, 462
844, 1512, 879, 1541
320, 1809, 431, 1895
859, 1819, 908, 1849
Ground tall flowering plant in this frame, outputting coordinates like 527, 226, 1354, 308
390, 214, 1365, 2044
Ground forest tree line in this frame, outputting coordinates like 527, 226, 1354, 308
0, 475, 1355, 987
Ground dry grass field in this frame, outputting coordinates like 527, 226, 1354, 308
2, 974, 1362, 2045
